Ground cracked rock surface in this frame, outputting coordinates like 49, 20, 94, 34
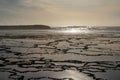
0, 29, 120, 80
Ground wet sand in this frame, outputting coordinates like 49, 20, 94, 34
0, 29, 120, 80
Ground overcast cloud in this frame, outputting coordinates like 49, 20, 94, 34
0, 0, 120, 26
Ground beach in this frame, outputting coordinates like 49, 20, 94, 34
0, 27, 120, 80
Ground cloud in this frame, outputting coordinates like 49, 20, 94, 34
0, 0, 120, 26
0, 0, 62, 25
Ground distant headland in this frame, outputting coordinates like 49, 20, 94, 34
0, 25, 51, 30
0, 25, 120, 30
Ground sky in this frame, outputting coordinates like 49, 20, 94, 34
0, 0, 120, 27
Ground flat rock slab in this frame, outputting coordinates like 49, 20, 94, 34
0, 29, 120, 80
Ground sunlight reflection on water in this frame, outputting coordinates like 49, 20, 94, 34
63, 70, 93, 80
54, 28, 91, 34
